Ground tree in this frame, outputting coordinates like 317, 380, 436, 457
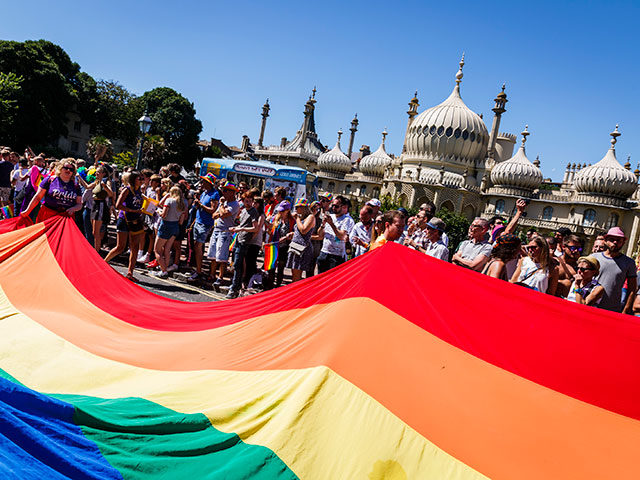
94, 80, 144, 147
436, 208, 470, 257
0, 40, 97, 149
139, 134, 166, 170
140, 87, 202, 169
112, 151, 136, 169
0, 72, 22, 136
86, 135, 113, 162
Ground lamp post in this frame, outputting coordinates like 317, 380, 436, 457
136, 111, 152, 170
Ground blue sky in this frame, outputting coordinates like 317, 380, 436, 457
3, 0, 639, 181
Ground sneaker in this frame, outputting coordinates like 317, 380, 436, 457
188, 272, 202, 281
225, 290, 239, 299
146, 259, 159, 269
167, 264, 179, 272
138, 252, 150, 264
152, 270, 169, 278
213, 277, 223, 287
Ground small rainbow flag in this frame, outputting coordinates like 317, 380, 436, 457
263, 242, 278, 270
228, 232, 238, 252
1, 205, 14, 219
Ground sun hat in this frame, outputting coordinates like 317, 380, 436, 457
221, 180, 238, 192
200, 172, 217, 185
577, 255, 601, 274
605, 226, 626, 238
318, 192, 333, 201
294, 198, 309, 208
275, 200, 291, 212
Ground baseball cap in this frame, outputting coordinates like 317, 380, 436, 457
426, 217, 446, 232
275, 200, 291, 212
366, 198, 381, 208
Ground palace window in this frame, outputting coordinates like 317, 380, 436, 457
345, 184, 351, 194
328, 182, 335, 192
583, 209, 596, 227
605, 212, 619, 229
360, 185, 367, 196
495, 199, 505, 214
542, 206, 553, 220
372, 187, 380, 198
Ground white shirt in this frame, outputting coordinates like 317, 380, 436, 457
349, 221, 373, 257
424, 239, 449, 261
11, 168, 28, 191
322, 213, 355, 257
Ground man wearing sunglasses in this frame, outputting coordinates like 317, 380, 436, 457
592, 227, 637, 313
556, 235, 585, 297
317, 195, 354, 273
451, 217, 492, 272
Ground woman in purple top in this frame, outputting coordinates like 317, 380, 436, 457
104, 171, 145, 282
21, 158, 82, 223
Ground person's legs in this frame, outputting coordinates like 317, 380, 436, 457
92, 219, 103, 251
230, 244, 247, 293
243, 244, 260, 287
276, 252, 287, 287
316, 252, 329, 274
164, 236, 176, 269
291, 269, 303, 282
104, 231, 128, 263
154, 237, 168, 272
128, 233, 143, 277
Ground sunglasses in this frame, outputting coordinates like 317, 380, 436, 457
565, 246, 583, 252
61, 166, 75, 172
577, 267, 594, 272
526, 245, 539, 252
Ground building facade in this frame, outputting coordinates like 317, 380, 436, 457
243, 57, 639, 255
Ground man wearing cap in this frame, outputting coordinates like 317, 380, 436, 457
317, 195, 355, 272
207, 181, 240, 286
188, 173, 220, 282
349, 204, 375, 257
411, 217, 449, 261
366, 198, 381, 217
419, 200, 449, 247
592, 227, 637, 313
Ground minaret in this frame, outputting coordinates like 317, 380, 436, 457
300, 87, 316, 151
402, 91, 419, 153
487, 83, 508, 164
347, 113, 358, 158
257, 99, 270, 147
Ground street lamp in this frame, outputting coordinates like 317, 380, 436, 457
136, 110, 152, 170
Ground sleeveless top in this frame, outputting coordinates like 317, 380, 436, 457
291, 221, 313, 249
93, 180, 108, 201
517, 256, 549, 292
482, 258, 508, 281
567, 279, 602, 303
118, 187, 144, 221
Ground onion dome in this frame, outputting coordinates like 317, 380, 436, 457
490, 126, 542, 191
404, 54, 489, 163
317, 129, 351, 174
574, 125, 637, 200
359, 129, 393, 177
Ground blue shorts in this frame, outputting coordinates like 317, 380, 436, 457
158, 220, 179, 240
207, 229, 232, 262
193, 221, 213, 244
116, 217, 129, 232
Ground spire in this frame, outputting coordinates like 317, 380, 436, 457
520, 125, 530, 147
347, 114, 358, 158
534, 155, 540, 168
382, 127, 388, 146
455, 52, 465, 86
635, 162, 640, 179
337, 128, 343, 145
610, 124, 620, 149
258, 98, 270, 147
624, 155, 631, 170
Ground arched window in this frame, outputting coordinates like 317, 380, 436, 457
606, 212, 619, 229
583, 208, 596, 227
542, 206, 553, 220
360, 185, 367, 196
328, 182, 335, 192
372, 187, 380, 198
495, 199, 505, 214
344, 184, 351, 194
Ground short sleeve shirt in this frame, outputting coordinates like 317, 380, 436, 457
237, 207, 259, 244
456, 239, 492, 267
349, 221, 373, 257
424, 239, 449, 261
39, 176, 81, 211
321, 213, 355, 257
195, 189, 220, 227
214, 199, 240, 231
593, 252, 637, 312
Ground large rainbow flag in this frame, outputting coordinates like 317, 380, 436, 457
1, 216, 640, 479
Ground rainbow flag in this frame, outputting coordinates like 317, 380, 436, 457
263, 241, 278, 270
0, 205, 13, 219
2, 216, 640, 479
228, 232, 238, 252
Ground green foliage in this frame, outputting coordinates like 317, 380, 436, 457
86, 135, 113, 161
380, 194, 418, 216
204, 145, 223, 159
94, 80, 143, 147
0, 72, 22, 134
436, 207, 470, 255
112, 151, 136, 169
0, 40, 96, 148
140, 87, 203, 168
138, 134, 166, 170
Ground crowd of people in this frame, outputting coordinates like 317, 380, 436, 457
1, 145, 638, 313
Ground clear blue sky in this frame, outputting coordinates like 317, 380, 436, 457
4, 0, 639, 181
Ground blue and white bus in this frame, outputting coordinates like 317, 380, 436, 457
199, 158, 318, 202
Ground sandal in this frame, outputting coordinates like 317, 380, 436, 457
125, 273, 137, 283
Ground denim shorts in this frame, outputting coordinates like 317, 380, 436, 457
193, 221, 213, 244
158, 220, 180, 240
207, 229, 232, 262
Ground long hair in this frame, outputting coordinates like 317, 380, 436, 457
296, 204, 312, 219
126, 171, 140, 189
169, 186, 185, 212
531, 234, 550, 270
